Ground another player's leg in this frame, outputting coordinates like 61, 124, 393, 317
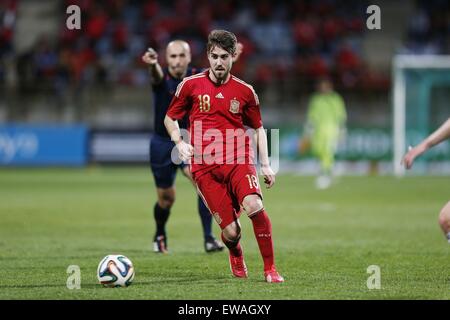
242, 194, 284, 283
318, 149, 333, 189
149, 136, 178, 253
314, 134, 334, 189
152, 187, 175, 253
438, 201, 450, 243
222, 220, 248, 278
198, 197, 225, 252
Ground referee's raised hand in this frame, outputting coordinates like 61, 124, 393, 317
142, 48, 158, 65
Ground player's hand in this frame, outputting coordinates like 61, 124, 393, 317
261, 165, 275, 189
299, 136, 310, 154
401, 146, 416, 169
401, 145, 423, 169
176, 140, 194, 162
142, 48, 158, 65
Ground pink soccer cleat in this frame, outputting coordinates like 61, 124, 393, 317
228, 253, 248, 278
264, 267, 284, 283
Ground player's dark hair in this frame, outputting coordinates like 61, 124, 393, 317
207, 30, 237, 55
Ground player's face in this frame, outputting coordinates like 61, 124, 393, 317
208, 46, 233, 82
166, 42, 191, 79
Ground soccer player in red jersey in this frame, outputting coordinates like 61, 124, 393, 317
142, 41, 225, 254
164, 30, 284, 283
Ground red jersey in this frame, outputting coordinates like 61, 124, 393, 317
166, 70, 263, 176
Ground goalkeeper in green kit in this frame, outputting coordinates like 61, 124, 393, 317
303, 78, 347, 189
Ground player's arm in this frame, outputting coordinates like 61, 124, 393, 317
255, 126, 276, 189
336, 94, 347, 126
243, 87, 275, 188
402, 117, 450, 169
164, 80, 193, 161
336, 94, 347, 139
241, 87, 275, 187
302, 97, 316, 139
142, 48, 164, 85
164, 115, 193, 161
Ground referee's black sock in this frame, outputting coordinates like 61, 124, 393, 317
198, 196, 213, 241
154, 203, 170, 237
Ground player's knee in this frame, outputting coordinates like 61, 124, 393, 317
242, 195, 264, 217
222, 222, 241, 243
158, 199, 174, 209
158, 193, 175, 209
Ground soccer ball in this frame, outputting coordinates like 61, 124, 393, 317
97, 254, 135, 287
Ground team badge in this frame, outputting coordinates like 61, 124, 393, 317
229, 98, 240, 114
213, 212, 222, 225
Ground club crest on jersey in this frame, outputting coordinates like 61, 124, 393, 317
229, 98, 240, 114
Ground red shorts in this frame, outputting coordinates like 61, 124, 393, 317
193, 164, 262, 229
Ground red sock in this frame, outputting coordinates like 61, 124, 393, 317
250, 210, 274, 271
221, 232, 242, 257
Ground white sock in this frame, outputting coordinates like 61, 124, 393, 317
447, 232, 450, 244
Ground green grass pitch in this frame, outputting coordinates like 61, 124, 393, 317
0, 167, 449, 299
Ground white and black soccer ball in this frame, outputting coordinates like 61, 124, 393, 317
97, 254, 135, 287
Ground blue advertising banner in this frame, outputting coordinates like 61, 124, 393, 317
0, 125, 88, 166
